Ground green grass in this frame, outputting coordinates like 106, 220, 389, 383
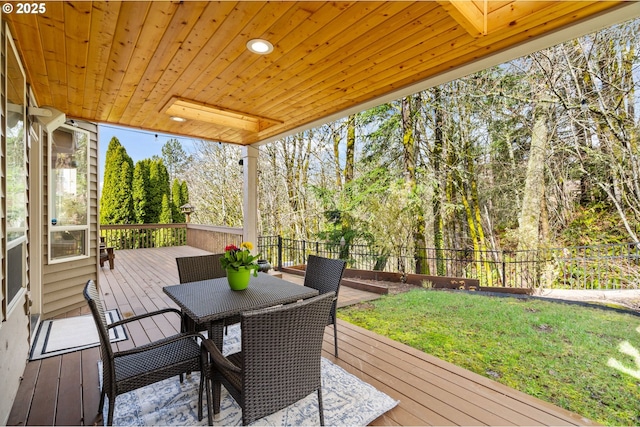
337, 289, 640, 426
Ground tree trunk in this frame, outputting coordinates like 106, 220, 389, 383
431, 88, 446, 275
340, 114, 357, 260
518, 103, 549, 251
344, 115, 355, 183
332, 122, 342, 189
402, 96, 428, 274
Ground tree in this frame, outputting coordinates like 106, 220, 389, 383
518, 102, 550, 251
430, 87, 446, 275
100, 137, 134, 224
159, 193, 173, 224
184, 141, 243, 227
180, 181, 189, 208
181, 18, 640, 268
161, 138, 189, 185
147, 158, 170, 223
132, 159, 151, 224
340, 114, 357, 259
265, 132, 316, 239
172, 179, 186, 223
562, 22, 640, 242
401, 94, 429, 274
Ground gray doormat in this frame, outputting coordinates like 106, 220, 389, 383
30, 309, 127, 360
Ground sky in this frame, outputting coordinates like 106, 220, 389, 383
97, 124, 197, 182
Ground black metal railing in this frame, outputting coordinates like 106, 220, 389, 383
258, 236, 640, 290
97, 226, 640, 290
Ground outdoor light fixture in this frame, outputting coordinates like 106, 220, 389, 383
247, 39, 273, 54
170, 116, 187, 122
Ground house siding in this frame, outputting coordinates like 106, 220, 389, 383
41, 121, 98, 318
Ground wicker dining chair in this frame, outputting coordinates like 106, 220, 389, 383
303, 255, 346, 357
83, 280, 206, 426
176, 253, 226, 283
176, 253, 240, 333
200, 292, 335, 426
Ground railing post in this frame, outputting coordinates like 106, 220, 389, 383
502, 251, 506, 287
302, 240, 306, 265
277, 235, 283, 270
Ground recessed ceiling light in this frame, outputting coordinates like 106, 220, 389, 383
247, 39, 273, 55
170, 116, 187, 122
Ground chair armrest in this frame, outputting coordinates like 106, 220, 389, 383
107, 307, 183, 329
100, 246, 114, 256
113, 332, 206, 358
202, 339, 242, 373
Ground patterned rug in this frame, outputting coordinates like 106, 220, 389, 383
103, 324, 398, 426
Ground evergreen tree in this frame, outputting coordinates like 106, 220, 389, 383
132, 160, 151, 223
114, 160, 134, 223
180, 181, 189, 207
147, 158, 170, 223
172, 179, 186, 222
100, 137, 134, 224
159, 193, 173, 224
161, 138, 189, 184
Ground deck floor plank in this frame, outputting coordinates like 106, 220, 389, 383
55, 351, 83, 426
330, 323, 537, 425
9, 246, 598, 426
25, 356, 60, 426
6, 359, 40, 426
81, 346, 101, 426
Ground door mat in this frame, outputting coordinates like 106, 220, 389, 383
30, 309, 127, 360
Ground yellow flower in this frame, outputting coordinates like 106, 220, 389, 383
240, 241, 254, 251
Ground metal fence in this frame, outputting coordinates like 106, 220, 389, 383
97, 227, 640, 290
258, 236, 640, 290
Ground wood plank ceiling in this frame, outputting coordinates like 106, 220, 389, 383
3, 1, 628, 145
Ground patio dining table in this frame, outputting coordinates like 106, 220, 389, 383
163, 272, 319, 350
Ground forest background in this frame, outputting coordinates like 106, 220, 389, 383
100, 18, 640, 276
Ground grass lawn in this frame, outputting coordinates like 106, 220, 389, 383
337, 288, 640, 426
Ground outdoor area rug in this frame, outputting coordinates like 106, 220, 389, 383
30, 309, 127, 360
102, 324, 399, 426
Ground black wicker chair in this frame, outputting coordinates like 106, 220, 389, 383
303, 255, 346, 357
176, 253, 226, 283
83, 280, 206, 426
200, 292, 335, 426
176, 253, 240, 333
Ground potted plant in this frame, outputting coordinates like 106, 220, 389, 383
220, 242, 260, 290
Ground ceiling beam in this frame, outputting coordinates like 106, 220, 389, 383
164, 97, 283, 133
438, 0, 487, 36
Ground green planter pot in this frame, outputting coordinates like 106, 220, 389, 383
226, 267, 251, 291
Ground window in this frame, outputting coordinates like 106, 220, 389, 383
49, 125, 90, 262
5, 25, 27, 313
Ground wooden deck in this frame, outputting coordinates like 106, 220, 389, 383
8, 246, 597, 426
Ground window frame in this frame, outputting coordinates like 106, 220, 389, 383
47, 124, 91, 264
4, 24, 28, 316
